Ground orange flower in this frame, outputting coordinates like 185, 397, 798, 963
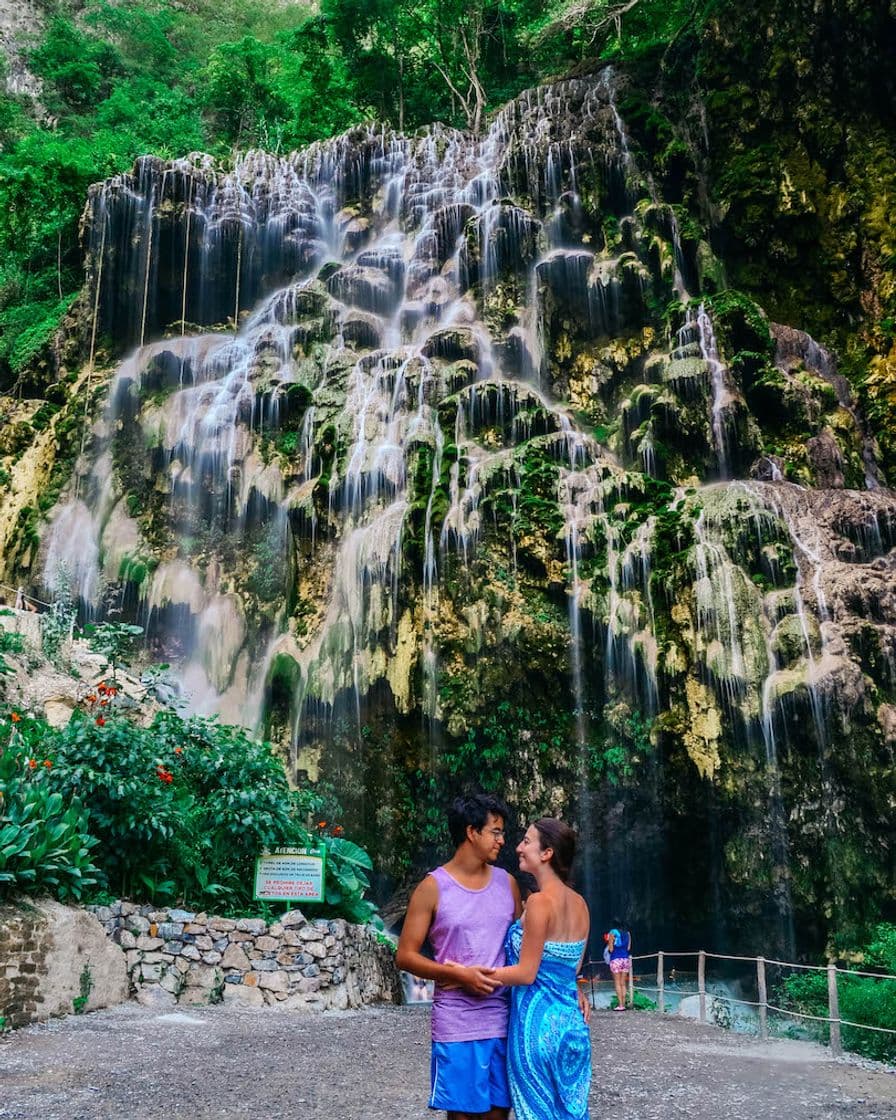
10, 712, 21, 723
97, 682, 107, 692
317, 820, 327, 829
332, 825, 344, 836
43, 760, 52, 769
100, 699, 108, 707
86, 694, 97, 704
28, 758, 37, 769
108, 687, 117, 696
95, 716, 106, 727
174, 747, 183, 755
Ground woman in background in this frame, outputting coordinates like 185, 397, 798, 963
607, 919, 632, 1010
489, 818, 591, 1120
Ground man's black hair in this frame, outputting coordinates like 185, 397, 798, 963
447, 793, 510, 848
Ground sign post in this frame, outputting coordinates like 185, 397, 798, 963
254, 846, 326, 904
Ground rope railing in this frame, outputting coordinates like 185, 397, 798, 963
0, 582, 55, 610
580, 948, 896, 1055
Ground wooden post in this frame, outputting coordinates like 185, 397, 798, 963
827, 963, 842, 1057
757, 956, 768, 1041
698, 950, 707, 1023
657, 951, 665, 1014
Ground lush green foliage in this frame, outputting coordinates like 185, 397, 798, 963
0, 0, 695, 386
2, 0, 891, 402
82, 620, 144, 679
778, 924, 896, 1062
0, 720, 100, 900
2, 702, 377, 923
446, 700, 573, 792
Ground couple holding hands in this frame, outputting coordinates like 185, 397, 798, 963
397, 794, 592, 1120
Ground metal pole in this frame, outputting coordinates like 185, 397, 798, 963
698, 950, 706, 1024
827, 962, 842, 1057
657, 951, 665, 1014
628, 963, 634, 1007
757, 956, 768, 1041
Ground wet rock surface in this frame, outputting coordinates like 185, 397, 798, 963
0, 1004, 894, 1120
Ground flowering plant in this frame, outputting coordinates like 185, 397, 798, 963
0, 715, 99, 901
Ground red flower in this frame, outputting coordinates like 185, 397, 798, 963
95, 716, 106, 727
43, 760, 52, 769
86, 694, 97, 704
332, 825, 344, 836
317, 820, 327, 829
97, 682, 107, 693
28, 758, 37, 769
100, 699, 108, 707
107, 687, 117, 697
10, 712, 21, 723
156, 767, 173, 784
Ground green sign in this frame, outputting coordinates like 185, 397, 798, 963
254, 846, 326, 903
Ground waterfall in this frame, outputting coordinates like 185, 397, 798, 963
34, 67, 896, 954
60, 76, 656, 739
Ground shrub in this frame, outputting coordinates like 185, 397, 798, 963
0, 720, 99, 901
778, 925, 896, 1063
11, 704, 378, 923
81, 621, 144, 680
0, 631, 24, 655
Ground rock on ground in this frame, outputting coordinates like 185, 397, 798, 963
0, 1004, 894, 1120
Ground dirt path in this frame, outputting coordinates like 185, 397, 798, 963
1, 1003, 894, 1120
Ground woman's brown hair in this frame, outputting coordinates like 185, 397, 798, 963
533, 817, 577, 883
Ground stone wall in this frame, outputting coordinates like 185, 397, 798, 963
88, 901, 401, 1012
0, 900, 129, 1028
0, 906, 44, 1028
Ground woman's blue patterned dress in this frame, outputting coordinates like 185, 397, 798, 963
504, 919, 591, 1120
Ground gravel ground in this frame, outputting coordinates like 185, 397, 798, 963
1, 1002, 894, 1120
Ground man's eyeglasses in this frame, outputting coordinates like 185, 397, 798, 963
482, 828, 506, 838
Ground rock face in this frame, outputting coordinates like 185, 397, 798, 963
0, 900, 129, 1028
0, 0, 44, 98
5, 69, 896, 955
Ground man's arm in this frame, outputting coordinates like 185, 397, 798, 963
509, 874, 523, 920
396, 875, 501, 995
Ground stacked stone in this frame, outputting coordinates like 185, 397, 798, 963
0, 907, 46, 1028
87, 901, 399, 1011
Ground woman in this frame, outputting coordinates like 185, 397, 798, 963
607, 919, 632, 1010
488, 818, 591, 1120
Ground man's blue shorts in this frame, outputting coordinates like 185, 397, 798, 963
429, 1036, 511, 1113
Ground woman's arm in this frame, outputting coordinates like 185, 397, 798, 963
491, 893, 551, 987
576, 945, 592, 1023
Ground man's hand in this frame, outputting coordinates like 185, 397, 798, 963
577, 984, 592, 1024
441, 961, 500, 995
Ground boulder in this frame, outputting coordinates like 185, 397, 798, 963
33, 901, 129, 1020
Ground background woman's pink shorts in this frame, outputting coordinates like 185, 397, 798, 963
609, 956, 631, 974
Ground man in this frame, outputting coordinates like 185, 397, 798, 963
397, 793, 522, 1120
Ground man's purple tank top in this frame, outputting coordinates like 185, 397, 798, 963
427, 865, 515, 1042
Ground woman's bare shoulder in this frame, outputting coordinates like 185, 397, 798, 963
569, 888, 590, 935
523, 890, 553, 917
